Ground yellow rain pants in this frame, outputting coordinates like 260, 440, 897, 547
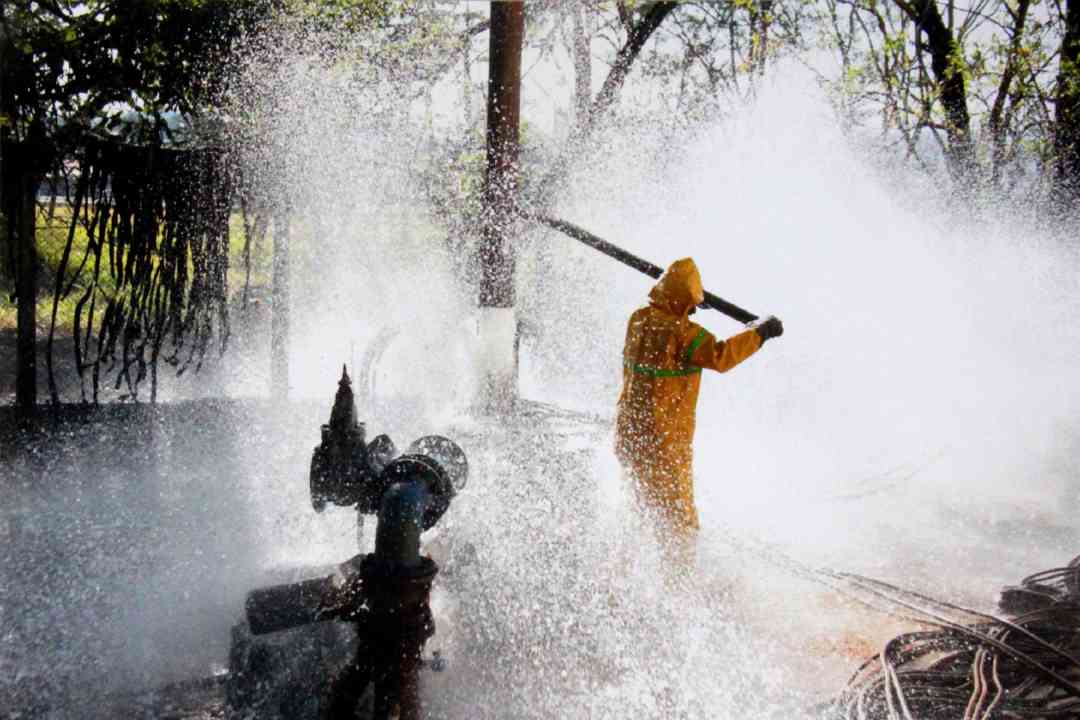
615, 258, 762, 545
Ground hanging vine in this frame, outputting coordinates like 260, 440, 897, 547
47, 137, 239, 403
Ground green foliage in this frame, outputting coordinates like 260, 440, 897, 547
2, 0, 266, 147
285, 0, 396, 29
0, 204, 265, 333
817, 0, 1077, 194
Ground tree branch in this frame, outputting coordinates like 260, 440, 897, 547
590, 2, 677, 122
894, 0, 973, 176
988, 0, 1031, 184
532, 2, 677, 208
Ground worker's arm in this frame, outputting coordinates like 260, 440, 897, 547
683, 326, 760, 373
684, 316, 782, 373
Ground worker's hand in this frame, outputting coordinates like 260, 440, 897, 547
754, 315, 784, 343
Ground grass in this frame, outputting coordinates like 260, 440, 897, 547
0, 203, 274, 334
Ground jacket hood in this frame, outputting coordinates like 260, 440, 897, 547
649, 258, 705, 316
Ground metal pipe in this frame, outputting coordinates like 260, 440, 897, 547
374, 481, 431, 567
244, 555, 367, 636
245, 575, 340, 636
533, 213, 760, 324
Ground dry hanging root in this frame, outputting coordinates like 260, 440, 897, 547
828, 555, 1080, 720
48, 137, 239, 403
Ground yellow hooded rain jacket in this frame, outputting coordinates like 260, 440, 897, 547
615, 258, 762, 535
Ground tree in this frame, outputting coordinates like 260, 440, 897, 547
1055, 0, 1080, 208
893, 0, 973, 178
822, 0, 1080, 206
988, 0, 1033, 187
0, 0, 264, 412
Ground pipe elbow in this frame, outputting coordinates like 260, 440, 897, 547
374, 481, 431, 566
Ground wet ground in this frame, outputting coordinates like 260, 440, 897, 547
1, 399, 1075, 718
11, 675, 229, 720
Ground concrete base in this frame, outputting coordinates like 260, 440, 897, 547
475, 307, 518, 413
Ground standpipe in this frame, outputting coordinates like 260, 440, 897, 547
242, 368, 467, 720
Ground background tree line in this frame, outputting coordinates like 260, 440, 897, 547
1, 0, 1078, 417
820, 0, 1080, 206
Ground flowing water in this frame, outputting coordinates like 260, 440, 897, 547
3, 16, 1080, 720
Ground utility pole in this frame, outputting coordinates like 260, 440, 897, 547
477, 1, 523, 413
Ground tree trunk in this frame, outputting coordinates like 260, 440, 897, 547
988, 0, 1031, 187
3, 145, 39, 422
2, 5, 39, 423
534, 2, 675, 205
571, 5, 592, 129
750, 0, 774, 78
476, 1, 524, 413
1055, 0, 1080, 210
898, 0, 973, 178
270, 210, 290, 400
590, 2, 676, 125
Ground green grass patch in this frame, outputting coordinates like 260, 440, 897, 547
0, 203, 274, 333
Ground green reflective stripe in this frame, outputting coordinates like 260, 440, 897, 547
625, 360, 702, 377
684, 328, 708, 363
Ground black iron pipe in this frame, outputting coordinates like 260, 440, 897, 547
245, 555, 366, 636
366, 477, 438, 720
246, 474, 434, 635
374, 481, 431, 567
533, 214, 760, 324
245, 574, 341, 635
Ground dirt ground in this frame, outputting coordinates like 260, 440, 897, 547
0, 328, 90, 404
0, 300, 271, 406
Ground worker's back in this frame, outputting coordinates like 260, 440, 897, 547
616, 303, 706, 470
614, 257, 778, 539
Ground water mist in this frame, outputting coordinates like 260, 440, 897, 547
5, 13, 1079, 719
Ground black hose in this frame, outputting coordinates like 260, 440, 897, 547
827, 554, 1080, 720
531, 214, 760, 324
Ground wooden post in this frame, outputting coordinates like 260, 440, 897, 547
477, 1, 524, 412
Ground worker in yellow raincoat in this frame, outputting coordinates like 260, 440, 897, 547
615, 258, 783, 565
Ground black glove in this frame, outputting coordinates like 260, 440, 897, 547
755, 315, 783, 343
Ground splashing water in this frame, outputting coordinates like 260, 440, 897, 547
396, 65, 1079, 716
5, 17, 1080, 719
